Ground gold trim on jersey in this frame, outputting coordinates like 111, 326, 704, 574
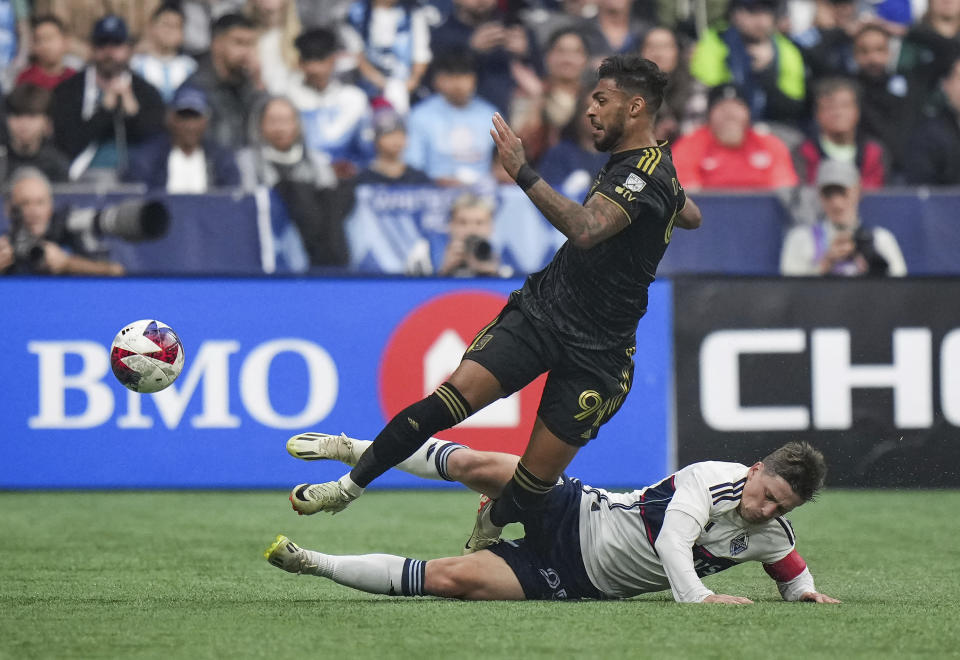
593, 192, 632, 224
635, 147, 662, 175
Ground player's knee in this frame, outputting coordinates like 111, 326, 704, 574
424, 557, 478, 599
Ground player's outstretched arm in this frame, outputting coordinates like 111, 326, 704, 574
675, 197, 702, 230
490, 112, 629, 249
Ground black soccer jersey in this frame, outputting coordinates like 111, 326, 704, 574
515, 142, 686, 350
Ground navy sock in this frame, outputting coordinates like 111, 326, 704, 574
489, 461, 556, 527
350, 382, 472, 487
401, 558, 427, 596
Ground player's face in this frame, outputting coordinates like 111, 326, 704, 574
853, 30, 890, 80
586, 78, 629, 152
737, 463, 804, 524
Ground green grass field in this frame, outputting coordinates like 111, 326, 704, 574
2, 489, 959, 660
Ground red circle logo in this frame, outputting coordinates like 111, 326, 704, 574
378, 291, 546, 454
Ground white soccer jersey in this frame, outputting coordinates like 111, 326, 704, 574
578, 461, 807, 599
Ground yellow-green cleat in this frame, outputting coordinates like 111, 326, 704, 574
264, 534, 317, 574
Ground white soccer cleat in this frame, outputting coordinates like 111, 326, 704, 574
463, 495, 504, 555
264, 534, 317, 574
286, 432, 361, 465
289, 475, 364, 515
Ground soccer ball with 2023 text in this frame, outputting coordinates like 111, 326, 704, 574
110, 319, 185, 393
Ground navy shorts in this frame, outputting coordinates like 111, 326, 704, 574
462, 299, 635, 447
489, 474, 608, 600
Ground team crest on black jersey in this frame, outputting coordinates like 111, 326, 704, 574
730, 532, 749, 556
623, 172, 646, 193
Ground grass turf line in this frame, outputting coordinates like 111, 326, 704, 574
1, 490, 959, 660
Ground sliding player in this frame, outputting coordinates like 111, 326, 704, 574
268, 434, 839, 604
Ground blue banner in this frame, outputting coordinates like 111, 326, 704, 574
0, 277, 671, 490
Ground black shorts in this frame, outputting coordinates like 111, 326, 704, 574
462, 299, 635, 446
489, 474, 608, 600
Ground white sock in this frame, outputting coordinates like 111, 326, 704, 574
304, 551, 427, 596
396, 438, 465, 481
349, 437, 464, 481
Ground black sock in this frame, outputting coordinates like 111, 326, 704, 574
350, 382, 472, 487
489, 461, 556, 527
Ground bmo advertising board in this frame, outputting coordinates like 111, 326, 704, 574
0, 278, 671, 489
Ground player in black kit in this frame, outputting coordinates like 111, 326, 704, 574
288, 55, 703, 549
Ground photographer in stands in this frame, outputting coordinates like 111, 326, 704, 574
407, 192, 511, 277
0, 167, 167, 276
780, 160, 906, 277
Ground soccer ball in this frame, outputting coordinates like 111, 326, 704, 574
110, 320, 185, 393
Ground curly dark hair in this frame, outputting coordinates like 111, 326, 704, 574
596, 54, 669, 114
761, 441, 827, 502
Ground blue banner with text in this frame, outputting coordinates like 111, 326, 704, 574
0, 277, 671, 490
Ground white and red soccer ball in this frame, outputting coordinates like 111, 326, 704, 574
110, 320, 184, 393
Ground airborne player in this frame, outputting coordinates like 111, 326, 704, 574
288, 55, 703, 551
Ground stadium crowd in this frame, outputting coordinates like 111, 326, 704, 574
0, 0, 955, 276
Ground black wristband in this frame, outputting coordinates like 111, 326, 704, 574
515, 163, 541, 192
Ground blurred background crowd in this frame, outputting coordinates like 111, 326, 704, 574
0, 0, 957, 278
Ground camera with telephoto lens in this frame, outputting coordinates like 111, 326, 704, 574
7, 205, 47, 270
463, 234, 493, 261
55, 198, 170, 262
853, 226, 889, 277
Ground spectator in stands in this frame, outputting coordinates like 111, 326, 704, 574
690, 0, 806, 126
852, 24, 918, 177
0, 167, 125, 276
525, 0, 606, 59
429, 0, 541, 114
247, 0, 302, 95
124, 86, 240, 192
671, 83, 798, 190
286, 26, 373, 180
2, 84, 69, 182
344, 0, 433, 115
793, 77, 887, 190
781, 159, 906, 277
640, 26, 707, 142
591, 0, 650, 60
538, 93, 607, 202
897, 0, 960, 105
406, 191, 511, 277
15, 14, 76, 90
903, 55, 960, 185
180, 13, 263, 149
793, 0, 861, 79
50, 15, 165, 183
510, 27, 589, 165
131, 3, 198, 103
355, 104, 431, 184
0, 0, 29, 87
238, 95, 347, 268
405, 50, 497, 187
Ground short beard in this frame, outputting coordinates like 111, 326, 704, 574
593, 109, 626, 152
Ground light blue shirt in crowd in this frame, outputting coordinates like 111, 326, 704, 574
404, 94, 497, 185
